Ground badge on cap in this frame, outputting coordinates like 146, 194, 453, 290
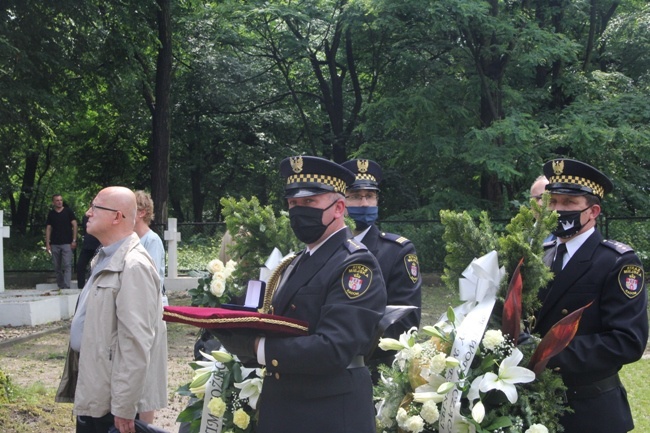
357, 159, 369, 173
552, 160, 564, 175
290, 156, 303, 173
404, 254, 419, 283
618, 264, 644, 299
342, 264, 372, 299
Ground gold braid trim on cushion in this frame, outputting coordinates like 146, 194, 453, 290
260, 254, 296, 314
162, 310, 309, 333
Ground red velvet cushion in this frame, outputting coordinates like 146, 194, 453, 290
163, 305, 309, 337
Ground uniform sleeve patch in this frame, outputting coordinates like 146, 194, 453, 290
342, 264, 372, 299
618, 265, 644, 299
404, 254, 420, 284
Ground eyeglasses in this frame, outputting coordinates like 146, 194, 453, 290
345, 192, 378, 203
90, 202, 125, 218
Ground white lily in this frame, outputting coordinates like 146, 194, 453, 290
196, 349, 231, 365
234, 368, 264, 409
471, 400, 485, 423
378, 326, 418, 351
412, 390, 446, 404
477, 348, 535, 403
453, 417, 477, 433
189, 371, 212, 395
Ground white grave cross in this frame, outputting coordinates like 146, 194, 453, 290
0, 211, 10, 293
164, 218, 181, 278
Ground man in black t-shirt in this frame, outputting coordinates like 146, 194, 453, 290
46, 194, 78, 289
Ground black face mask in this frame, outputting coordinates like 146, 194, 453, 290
289, 200, 338, 244
552, 206, 592, 238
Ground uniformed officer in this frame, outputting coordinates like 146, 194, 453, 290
214, 155, 387, 433
534, 158, 648, 433
341, 158, 422, 380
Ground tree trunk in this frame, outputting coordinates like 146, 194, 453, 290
13, 152, 39, 234
151, 0, 172, 226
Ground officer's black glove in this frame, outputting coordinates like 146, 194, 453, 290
208, 329, 258, 363
517, 331, 534, 346
194, 329, 222, 361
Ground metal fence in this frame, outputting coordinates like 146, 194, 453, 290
5, 216, 650, 274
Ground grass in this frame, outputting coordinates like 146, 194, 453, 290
0, 381, 74, 433
0, 276, 648, 432
621, 358, 650, 431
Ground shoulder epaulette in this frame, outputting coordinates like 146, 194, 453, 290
345, 238, 368, 253
379, 231, 411, 246
602, 239, 634, 254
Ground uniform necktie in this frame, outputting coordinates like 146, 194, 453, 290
290, 251, 310, 277
551, 243, 567, 276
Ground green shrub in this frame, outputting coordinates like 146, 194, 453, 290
220, 196, 302, 284
605, 217, 650, 270
378, 221, 445, 273
4, 231, 51, 271
177, 232, 223, 272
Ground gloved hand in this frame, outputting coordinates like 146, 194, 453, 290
208, 329, 258, 363
194, 329, 222, 361
517, 331, 534, 346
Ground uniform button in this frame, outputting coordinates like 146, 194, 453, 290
274, 372, 280, 380
272, 359, 279, 367
290, 304, 297, 311
561, 309, 568, 315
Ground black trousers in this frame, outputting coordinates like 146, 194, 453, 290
76, 413, 115, 433
76, 248, 97, 288
76, 413, 150, 433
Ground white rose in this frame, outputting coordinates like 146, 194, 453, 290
207, 259, 224, 274
225, 259, 237, 274
405, 415, 425, 433
420, 400, 439, 424
525, 424, 549, 433
482, 329, 505, 351
210, 277, 226, 297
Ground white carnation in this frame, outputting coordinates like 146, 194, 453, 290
482, 329, 505, 351
420, 400, 439, 424
429, 352, 447, 374
396, 408, 409, 427
404, 415, 425, 433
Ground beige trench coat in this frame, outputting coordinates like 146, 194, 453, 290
56, 233, 168, 419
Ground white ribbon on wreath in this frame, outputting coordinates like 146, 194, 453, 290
199, 365, 226, 433
438, 250, 504, 433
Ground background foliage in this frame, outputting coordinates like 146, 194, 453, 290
2, 1, 650, 272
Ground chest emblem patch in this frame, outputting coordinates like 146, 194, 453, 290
342, 264, 372, 299
618, 265, 644, 299
404, 254, 420, 283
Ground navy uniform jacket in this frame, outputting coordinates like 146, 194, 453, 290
360, 224, 421, 340
259, 228, 386, 433
534, 229, 648, 433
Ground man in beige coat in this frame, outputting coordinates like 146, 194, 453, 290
56, 187, 168, 433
